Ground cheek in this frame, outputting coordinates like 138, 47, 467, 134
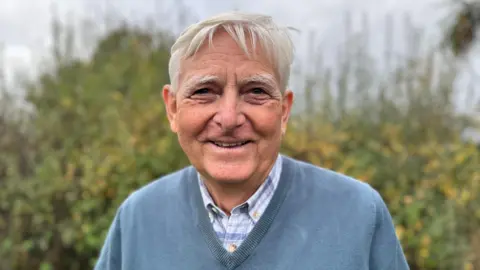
176, 107, 210, 138
248, 106, 283, 137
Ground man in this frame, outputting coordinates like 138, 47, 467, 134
95, 11, 409, 270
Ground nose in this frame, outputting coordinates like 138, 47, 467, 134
213, 90, 245, 132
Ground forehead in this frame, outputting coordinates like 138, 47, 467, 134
178, 30, 279, 85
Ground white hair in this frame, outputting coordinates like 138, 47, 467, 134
168, 11, 295, 93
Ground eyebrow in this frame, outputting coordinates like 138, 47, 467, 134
238, 74, 277, 87
181, 73, 278, 90
181, 75, 222, 90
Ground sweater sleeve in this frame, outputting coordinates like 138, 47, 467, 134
94, 207, 123, 270
369, 189, 410, 270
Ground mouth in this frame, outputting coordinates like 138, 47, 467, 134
208, 140, 252, 148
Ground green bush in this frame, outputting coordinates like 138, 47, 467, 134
0, 25, 189, 270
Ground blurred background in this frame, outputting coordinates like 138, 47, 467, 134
0, 0, 479, 269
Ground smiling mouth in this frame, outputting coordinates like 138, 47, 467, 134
209, 140, 252, 148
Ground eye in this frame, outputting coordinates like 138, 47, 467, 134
192, 88, 210, 95
244, 87, 270, 104
250, 88, 267, 95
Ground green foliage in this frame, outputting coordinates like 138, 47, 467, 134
0, 15, 479, 270
0, 24, 189, 270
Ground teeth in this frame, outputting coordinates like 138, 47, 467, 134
213, 141, 247, 147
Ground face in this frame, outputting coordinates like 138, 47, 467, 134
162, 30, 293, 187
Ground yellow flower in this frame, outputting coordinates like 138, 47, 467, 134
419, 247, 429, 259
395, 226, 405, 240
421, 235, 431, 247
403, 195, 413, 205
464, 263, 474, 270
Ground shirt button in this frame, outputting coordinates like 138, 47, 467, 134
252, 211, 260, 219
228, 244, 237, 252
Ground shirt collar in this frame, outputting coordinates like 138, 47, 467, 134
198, 154, 283, 221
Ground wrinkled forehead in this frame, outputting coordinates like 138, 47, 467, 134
177, 30, 281, 88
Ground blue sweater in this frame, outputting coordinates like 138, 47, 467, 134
95, 156, 409, 270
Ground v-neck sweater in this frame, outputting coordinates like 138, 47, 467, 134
197, 154, 283, 250
94, 155, 410, 270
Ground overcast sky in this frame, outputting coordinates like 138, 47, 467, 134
1, 0, 478, 113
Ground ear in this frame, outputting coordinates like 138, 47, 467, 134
281, 90, 294, 134
162, 84, 178, 133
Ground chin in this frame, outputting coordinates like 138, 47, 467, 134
202, 158, 257, 184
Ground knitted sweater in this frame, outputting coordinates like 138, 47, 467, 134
94, 155, 410, 270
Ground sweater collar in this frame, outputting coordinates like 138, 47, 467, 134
185, 154, 297, 269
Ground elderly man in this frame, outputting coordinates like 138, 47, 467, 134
95, 11, 409, 270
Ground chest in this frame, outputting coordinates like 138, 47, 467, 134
237, 218, 372, 270
122, 210, 372, 270
208, 208, 257, 250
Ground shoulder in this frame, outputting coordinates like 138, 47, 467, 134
283, 155, 394, 236
284, 155, 376, 196
117, 166, 193, 215
283, 155, 382, 211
